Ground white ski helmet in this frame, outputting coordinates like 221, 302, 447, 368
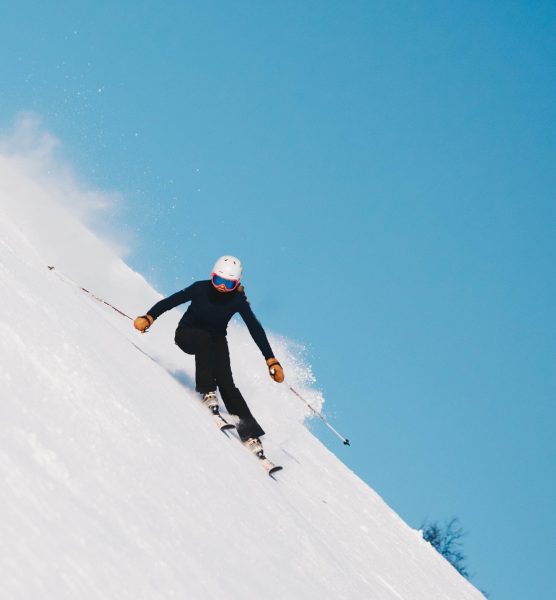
212, 255, 243, 281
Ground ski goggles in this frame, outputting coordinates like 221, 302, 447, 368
212, 273, 239, 291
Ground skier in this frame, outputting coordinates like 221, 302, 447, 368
133, 256, 284, 456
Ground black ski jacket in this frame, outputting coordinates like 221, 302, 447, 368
147, 280, 274, 360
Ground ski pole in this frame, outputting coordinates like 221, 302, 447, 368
47, 266, 133, 321
49, 265, 350, 445
288, 385, 350, 446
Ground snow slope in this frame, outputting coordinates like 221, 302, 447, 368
0, 131, 485, 599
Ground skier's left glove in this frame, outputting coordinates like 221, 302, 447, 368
266, 358, 284, 383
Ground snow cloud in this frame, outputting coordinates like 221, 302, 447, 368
0, 113, 130, 257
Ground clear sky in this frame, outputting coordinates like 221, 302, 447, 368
2, 2, 555, 598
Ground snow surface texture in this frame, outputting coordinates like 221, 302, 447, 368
0, 125, 485, 599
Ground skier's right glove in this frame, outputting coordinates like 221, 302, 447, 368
134, 314, 154, 333
266, 358, 284, 383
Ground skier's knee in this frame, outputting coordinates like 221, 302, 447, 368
175, 328, 197, 354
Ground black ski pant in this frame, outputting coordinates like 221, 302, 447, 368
174, 327, 265, 441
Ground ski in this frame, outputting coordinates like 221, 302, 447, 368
259, 455, 283, 477
204, 398, 282, 477
244, 443, 283, 477
201, 393, 235, 432
203, 399, 235, 432
210, 409, 236, 432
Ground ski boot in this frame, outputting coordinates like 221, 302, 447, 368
202, 391, 235, 431
202, 391, 219, 414
243, 437, 264, 458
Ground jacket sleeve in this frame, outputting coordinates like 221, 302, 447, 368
238, 299, 274, 360
147, 284, 195, 320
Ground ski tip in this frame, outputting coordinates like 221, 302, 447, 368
268, 465, 283, 477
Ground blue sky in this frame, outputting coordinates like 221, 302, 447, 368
2, 2, 555, 598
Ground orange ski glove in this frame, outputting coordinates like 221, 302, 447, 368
266, 358, 284, 383
133, 314, 154, 333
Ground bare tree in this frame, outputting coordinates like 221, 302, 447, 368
421, 518, 490, 597
421, 517, 469, 578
